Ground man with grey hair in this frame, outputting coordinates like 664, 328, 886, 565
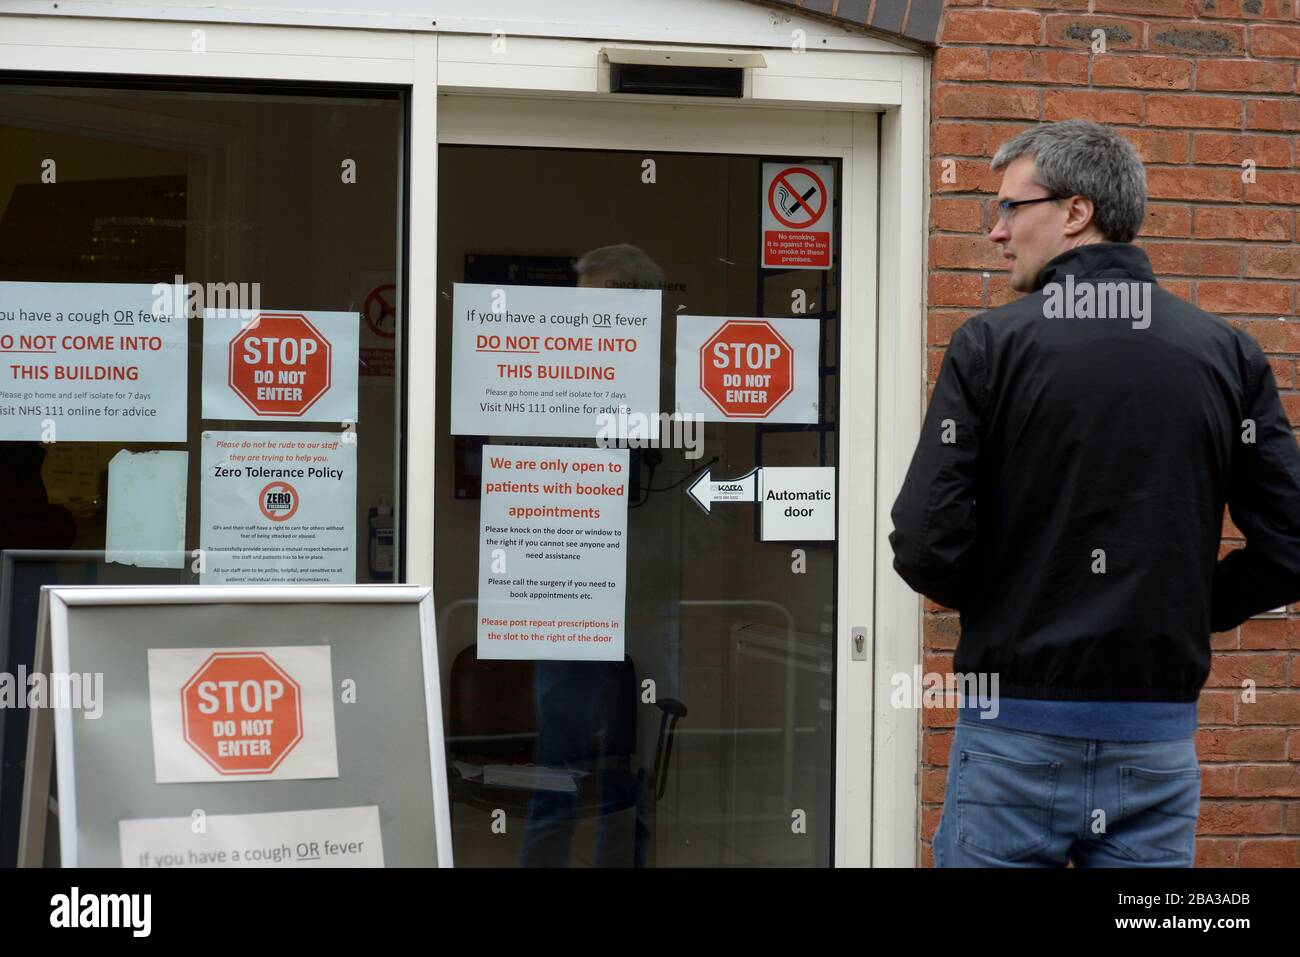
891, 120, 1300, 867
575, 243, 665, 290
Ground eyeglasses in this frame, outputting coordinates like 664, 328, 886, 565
995, 195, 1064, 224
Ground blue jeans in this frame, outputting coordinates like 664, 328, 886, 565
933, 716, 1201, 867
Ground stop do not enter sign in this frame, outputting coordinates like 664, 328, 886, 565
699, 320, 795, 419
181, 651, 303, 775
228, 312, 332, 417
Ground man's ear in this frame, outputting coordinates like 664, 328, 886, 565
1062, 195, 1097, 237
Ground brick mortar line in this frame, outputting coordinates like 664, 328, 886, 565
932, 48, 1300, 55
933, 79, 1300, 95
926, 229, 1300, 238
926, 261, 1297, 274
945, 6, 1300, 16
935, 44, 1300, 59
929, 159, 1300, 168
934, 79, 1300, 93
936, 119, 1292, 133
931, 122, 1300, 133
947, 2, 1300, 9
927, 233, 1300, 251
920, 257, 1300, 269
946, 17, 1300, 28
930, 194, 1300, 207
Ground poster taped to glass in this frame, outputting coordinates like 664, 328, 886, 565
0, 281, 187, 441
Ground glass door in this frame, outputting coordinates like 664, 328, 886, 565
433, 140, 844, 867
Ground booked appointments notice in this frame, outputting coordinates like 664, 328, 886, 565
477, 445, 628, 661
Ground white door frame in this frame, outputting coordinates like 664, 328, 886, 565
0, 10, 928, 868
435, 91, 885, 870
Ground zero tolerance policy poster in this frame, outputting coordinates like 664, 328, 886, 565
199, 431, 357, 584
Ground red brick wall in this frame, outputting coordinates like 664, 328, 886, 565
923, 0, 1300, 867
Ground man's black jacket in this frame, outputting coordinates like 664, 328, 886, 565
890, 242, 1300, 702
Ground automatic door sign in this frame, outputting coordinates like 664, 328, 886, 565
762, 163, 834, 269
675, 316, 819, 423
759, 467, 836, 541
148, 646, 339, 783
202, 310, 359, 421
686, 465, 836, 541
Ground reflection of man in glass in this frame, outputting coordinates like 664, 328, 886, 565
573, 243, 664, 292
518, 244, 677, 868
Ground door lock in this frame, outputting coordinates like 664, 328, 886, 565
851, 626, 869, 661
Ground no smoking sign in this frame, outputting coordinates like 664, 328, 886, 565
762, 163, 834, 270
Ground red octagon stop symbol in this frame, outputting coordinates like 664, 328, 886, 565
700, 320, 795, 419
181, 652, 303, 775
229, 312, 332, 417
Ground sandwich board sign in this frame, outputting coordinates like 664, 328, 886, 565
18, 584, 450, 868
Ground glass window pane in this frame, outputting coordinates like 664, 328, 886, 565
0, 80, 404, 578
0, 80, 406, 865
436, 146, 838, 867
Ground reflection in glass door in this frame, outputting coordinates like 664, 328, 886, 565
435, 146, 840, 867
